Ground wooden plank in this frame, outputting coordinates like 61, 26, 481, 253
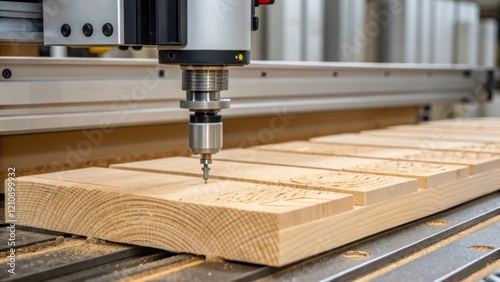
0, 106, 418, 191
11, 155, 500, 267
417, 118, 500, 131
361, 128, 500, 143
423, 118, 500, 126
389, 124, 500, 135
416, 123, 500, 132
310, 134, 500, 154
111, 157, 419, 206
278, 170, 500, 266
254, 141, 500, 175
13, 168, 353, 266
212, 149, 469, 188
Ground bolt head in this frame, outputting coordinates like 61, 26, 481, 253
82, 23, 93, 37
102, 23, 113, 37
61, 24, 71, 37
2, 69, 12, 79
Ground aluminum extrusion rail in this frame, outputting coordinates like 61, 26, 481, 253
0, 58, 495, 134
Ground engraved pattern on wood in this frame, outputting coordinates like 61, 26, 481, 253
361, 129, 500, 142
397, 151, 500, 174
112, 157, 419, 206
389, 124, 500, 135
14, 168, 353, 266
310, 134, 500, 154
255, 141, 500, 175
444, 143, 500, 154
256, 141, 421, 158
212, 149, 469, 188
414, 119, 500, 133
418, 123, 500, 131
11, 118, 500, 267
423, 118, 500, 127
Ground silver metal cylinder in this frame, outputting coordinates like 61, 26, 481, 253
182, 66, 229, 92
189, 122, 223, 154
180, 66, 231, 111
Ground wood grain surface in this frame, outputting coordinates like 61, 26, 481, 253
278, 169, 500, 265
361, 128, 500, 142
10, 118, 500, 267
254, 141, 500, 174
13, 168, 352, 266
111, 157, 418, 206
212, 149, 469, 188
310, 133, 500, 154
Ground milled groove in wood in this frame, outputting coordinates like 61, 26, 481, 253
211, 149, 469, 188
253, 141, 500, 175
310, 133, 500, 154
111, 157, 419, 206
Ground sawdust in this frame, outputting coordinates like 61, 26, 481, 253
354, 215, 500, 281
342, 251, 372, 259
118, 257, 204, 282
0, 237, 76, 261
469, 245, 495, 251
426, 220, 449, 226
205, 255, 226, 263
462, 259, 500, 281
0, 236, 126, 263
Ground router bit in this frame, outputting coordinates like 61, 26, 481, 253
200, 154, 212, 184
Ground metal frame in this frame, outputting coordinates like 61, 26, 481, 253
0, 57, 494, 135
0, 1, 43, 44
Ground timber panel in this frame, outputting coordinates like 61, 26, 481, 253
254, 141, 500, 175
10, 118, 500, 267
211, 149, 469, 188
111, 157, 418, 206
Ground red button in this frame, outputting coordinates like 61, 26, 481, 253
259, 0, 274, 5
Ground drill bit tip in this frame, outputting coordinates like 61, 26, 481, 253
201, 155, 212, 184
202, 164, 211, 184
